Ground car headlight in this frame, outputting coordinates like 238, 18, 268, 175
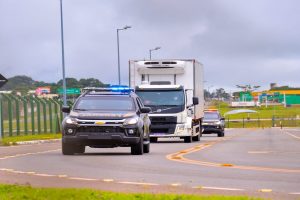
123, 117, 139, 125
65, 117, 78, 125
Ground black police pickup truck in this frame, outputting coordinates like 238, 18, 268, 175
61, 87, 151, 155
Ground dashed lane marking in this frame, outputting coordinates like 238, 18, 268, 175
259, 189, 272, 193
0, 149, 61, 160
289, 193, 300, 195
68, 177, 98, 181
200, 186, 245, 191
118, 181, 159, 186
103, 179, 114, 182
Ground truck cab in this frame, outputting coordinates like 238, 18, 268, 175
129, 60, 204, 143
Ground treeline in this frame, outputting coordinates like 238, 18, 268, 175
1, 75, 107, 94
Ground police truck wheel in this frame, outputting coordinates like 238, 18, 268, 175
218, 131, 225, 137
62, 143, 75, 155
131, 136, 144, 155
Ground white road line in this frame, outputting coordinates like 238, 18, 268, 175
68, 177, 98, 181
200, 186, 245, 191
283, 131, 300, 140
0, 149, 60, 160
289, 192, 300, 195
118, 181, 159, 186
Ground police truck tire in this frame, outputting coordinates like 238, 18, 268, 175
62, 142, 75, 155
131, 136, 144, 155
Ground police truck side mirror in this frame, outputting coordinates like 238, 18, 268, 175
140, 107, 151, 114
62, 106, 71, 113
192, 97, 199, 105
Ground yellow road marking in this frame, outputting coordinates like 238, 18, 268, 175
167, 136, 300, 173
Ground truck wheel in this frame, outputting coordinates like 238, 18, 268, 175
192, 133, 200, 141
184, 136, 192, 143
131, 137, 144, 155
62, 142, 75, 155
150, 137, 158, 143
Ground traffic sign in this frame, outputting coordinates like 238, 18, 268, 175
57, 88, 81, 95
0, 74, 8, 88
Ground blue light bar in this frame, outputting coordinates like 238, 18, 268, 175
109, 85, 133, 92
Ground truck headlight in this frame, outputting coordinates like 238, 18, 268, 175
65, 117, 78, 125
123, 117, 139, 125
214, 121, 221, 125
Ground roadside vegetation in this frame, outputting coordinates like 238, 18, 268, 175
0, 184, 262, 200
0, 133, 61, 146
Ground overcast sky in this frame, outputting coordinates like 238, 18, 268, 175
0, 0, 299, 91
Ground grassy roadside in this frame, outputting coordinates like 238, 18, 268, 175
0, 184, 261, 200
0, 133, 61, 146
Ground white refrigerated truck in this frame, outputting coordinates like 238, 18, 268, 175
129, 59, 204, 143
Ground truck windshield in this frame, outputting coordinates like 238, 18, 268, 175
74, 96, 135, 111
136, 90, 184, 106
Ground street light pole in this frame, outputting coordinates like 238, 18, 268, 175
60, 0, 67, 107
117, 25, 131, 85
149, 47, 161, 60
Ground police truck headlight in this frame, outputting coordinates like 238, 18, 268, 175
123, 117, 139, 125
65, 117, 78, 125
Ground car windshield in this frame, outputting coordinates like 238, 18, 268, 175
136, 90, 184, 106
204, 112, 219, 119
74, 96, 135, 111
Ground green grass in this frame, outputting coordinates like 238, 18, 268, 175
0, 133, 61, 146
0, 184, 261, 200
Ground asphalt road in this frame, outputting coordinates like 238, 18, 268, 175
0, 128, 299, 199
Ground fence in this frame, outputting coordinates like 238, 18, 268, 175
0, 94, 63, 138
226, 116, 300, 128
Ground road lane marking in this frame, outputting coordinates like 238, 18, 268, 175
0, 149, 61, 160
259, 189, 272, 193
289, 192, 300, 195
167, 137, 300, 173
118, 181, 159, 186
35, 173, 56, 177
283, 130, 300, 140
170, 183, 181, 187
248, 151, 274, 154
103, 179, 114, 182
68, 177, 98, 181
200, 186, 245, 191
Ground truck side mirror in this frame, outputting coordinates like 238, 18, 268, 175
62, 106, 71, 113
193, 97, 199, 105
